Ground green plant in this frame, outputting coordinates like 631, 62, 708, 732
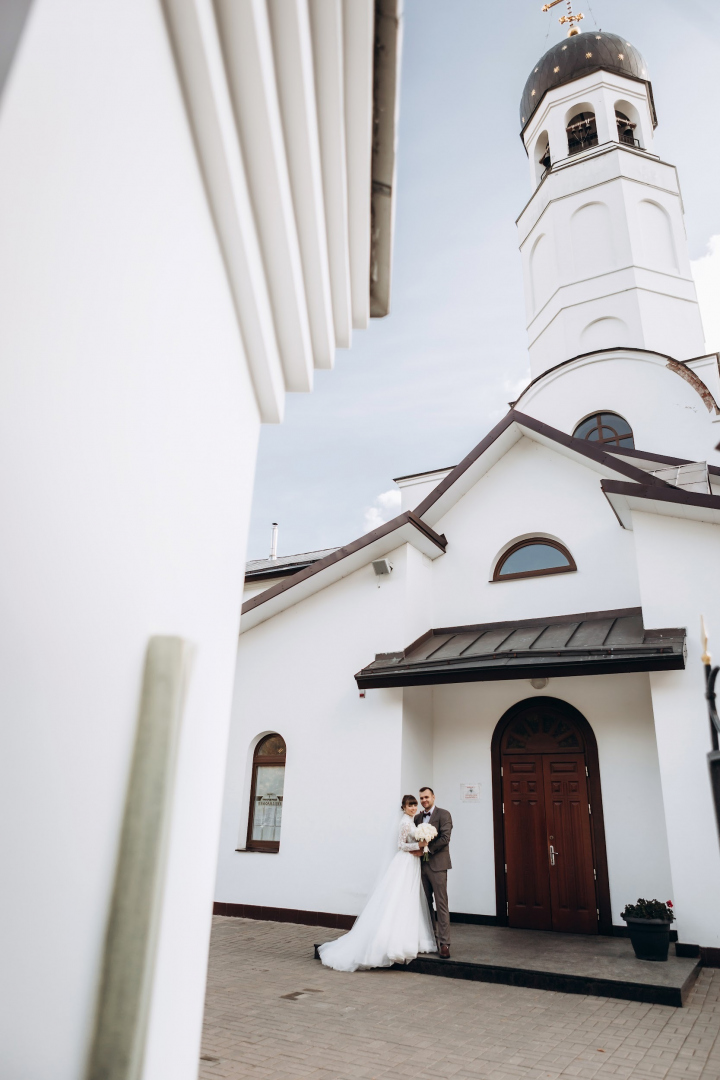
621, 898, 675, 923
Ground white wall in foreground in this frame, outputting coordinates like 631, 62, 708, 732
0, 5, 258, 1078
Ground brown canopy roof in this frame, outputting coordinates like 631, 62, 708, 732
355, 608, 685, 688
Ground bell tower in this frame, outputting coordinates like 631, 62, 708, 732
517, 26, 707, 379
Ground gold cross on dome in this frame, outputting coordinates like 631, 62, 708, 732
542, 0, 585, 35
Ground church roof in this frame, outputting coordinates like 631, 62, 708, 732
355, 608, 685, 689
241, 511, 447, 629
245, 548, 339, 581
520, 31, 656, 133
240, 409, 703, 631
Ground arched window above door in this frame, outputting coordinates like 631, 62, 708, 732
493, 539, 576, 582
573, 412, 634, 448
502, 706, 584, 753
247, 733, 286, 852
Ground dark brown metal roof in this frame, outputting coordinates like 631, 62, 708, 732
245, 548, 339, 582
355, 608, 685, 688
520, 31, 655, 134
242, 512, 447, 616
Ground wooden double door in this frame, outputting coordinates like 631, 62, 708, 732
499, 704, 600, 935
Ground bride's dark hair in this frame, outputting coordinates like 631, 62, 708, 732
401, 794, 418, 810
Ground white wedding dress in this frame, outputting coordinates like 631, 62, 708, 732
318, 814, 437, 971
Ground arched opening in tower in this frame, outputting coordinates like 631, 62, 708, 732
566, 111, 598, 155
615, 110, 639, 147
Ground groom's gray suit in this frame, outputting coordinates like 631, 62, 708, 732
414, 805, 452, 947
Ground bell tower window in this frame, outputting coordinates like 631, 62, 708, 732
566, 111, 598, 155
615, 110, 639, 147
539, 142, 551, 175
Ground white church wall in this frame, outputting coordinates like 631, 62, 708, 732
430, 673, 672, 923
631, 512, 720, 948
401, 686, 434, 795
216, 544, 418, 917
428, 436, 641, 630
0, 5, 263, 1078
395, 467, 454, 512
518, 352, 720, 464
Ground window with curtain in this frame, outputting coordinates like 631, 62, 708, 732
247, 733, 286, 852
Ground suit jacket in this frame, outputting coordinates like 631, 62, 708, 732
414, 806, 452, 871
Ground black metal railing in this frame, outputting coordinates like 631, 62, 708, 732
568, 134, 599, 155
705, 656, 720, 840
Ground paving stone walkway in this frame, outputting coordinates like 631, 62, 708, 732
199, 917, 720, 1080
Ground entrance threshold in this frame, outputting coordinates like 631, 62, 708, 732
316, 924, 700, 1006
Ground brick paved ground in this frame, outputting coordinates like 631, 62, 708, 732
199, 917, 720, 1080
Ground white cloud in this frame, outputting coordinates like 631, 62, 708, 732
363, 488, 402, 533
691, 235, 720, 352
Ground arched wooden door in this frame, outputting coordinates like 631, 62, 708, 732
491, 698, 612, 935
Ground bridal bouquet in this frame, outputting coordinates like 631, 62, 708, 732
414, 823, 437, 862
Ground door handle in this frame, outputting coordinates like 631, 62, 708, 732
549, 844, 559, 866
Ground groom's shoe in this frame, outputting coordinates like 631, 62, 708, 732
439, 945, 450, 959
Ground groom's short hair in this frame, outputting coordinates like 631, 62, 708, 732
419, 786, 434, 795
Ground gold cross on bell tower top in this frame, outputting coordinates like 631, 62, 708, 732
542, 0, 585, 35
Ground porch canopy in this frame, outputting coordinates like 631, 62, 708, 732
355, 607, 685, 689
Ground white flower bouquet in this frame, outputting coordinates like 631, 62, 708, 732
414, 823, 437, 862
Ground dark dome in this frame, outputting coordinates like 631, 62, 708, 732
520, 31, 654, 133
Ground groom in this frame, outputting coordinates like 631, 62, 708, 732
413, 787, 452, 958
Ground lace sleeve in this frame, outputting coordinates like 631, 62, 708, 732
398, 816, 419, 852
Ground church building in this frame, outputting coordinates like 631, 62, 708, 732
215, 29, 720, 958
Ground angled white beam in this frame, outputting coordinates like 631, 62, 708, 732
162, 0, 286, 423
342, 0, 373, 330
241, 513, 446, 631
215, 0, 314, 393
267, 0, 335, 370
308, 0, 352, 348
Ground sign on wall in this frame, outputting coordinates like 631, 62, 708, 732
459, 782, 481, 802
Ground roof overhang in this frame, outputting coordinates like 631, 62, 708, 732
162, 0, 402, 422
356, 608, 685, 689
602, 480, 720, 530
240, 511, 446, 632
413, 409, 671, 529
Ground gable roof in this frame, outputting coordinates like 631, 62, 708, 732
412, 409, 670, 527
240, 511, 447, 630
239, 408, 696, 632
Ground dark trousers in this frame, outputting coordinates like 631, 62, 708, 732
421, 863, 450, 946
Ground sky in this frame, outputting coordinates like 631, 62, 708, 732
246, 0, 720, 560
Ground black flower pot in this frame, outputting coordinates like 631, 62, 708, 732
623, 917, 671, 961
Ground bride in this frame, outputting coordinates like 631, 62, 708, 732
318, 795, 437, 971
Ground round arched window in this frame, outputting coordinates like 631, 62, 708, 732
494, 539, 577, 582
573, 412, 634, 448
247, 733, 286, 852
